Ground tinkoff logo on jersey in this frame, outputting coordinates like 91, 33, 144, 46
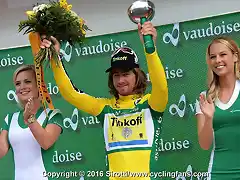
111, 114, 142, 127
107, 112, 149, 149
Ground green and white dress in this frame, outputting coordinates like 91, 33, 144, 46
196, 80, 240, 180
2, 107, 63, 180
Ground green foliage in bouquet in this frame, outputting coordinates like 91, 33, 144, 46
18, 0, 90, 66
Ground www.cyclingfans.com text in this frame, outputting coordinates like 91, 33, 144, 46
43, 170, 209, 179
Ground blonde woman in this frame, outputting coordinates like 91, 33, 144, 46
0, 65, 63, 180
195, 36, 240, 179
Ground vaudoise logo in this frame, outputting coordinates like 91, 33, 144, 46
169, 93, 199, 118
163, 23, 180, 47
163, 20, 240, 47
59, 39, 129, 62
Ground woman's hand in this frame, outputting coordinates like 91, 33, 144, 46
199, 93, 215, 120
23, 97, 39, 124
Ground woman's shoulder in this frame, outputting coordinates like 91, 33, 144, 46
1, 110, 21, 130
35, 107, 62, 120
46, 108, 62, 119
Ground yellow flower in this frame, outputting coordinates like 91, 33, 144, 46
81, 30, 86, 35
59, 0, 72, 11
59, 0, 67, 5
66, 4, 72, 11
26, 11, 35, 17
79, 18, 83, 25
80, 28, 86, 35
79, 18, 86, 26
79, 18, 86, 35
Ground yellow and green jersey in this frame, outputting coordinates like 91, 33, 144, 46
50, 50, 168, 180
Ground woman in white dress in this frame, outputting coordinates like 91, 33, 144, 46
0, 64, 63, 180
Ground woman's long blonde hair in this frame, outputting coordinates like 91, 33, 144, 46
13, 64, 36, 108
206, 36, 240, 101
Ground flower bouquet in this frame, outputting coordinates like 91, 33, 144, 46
18, 0, 90, 110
